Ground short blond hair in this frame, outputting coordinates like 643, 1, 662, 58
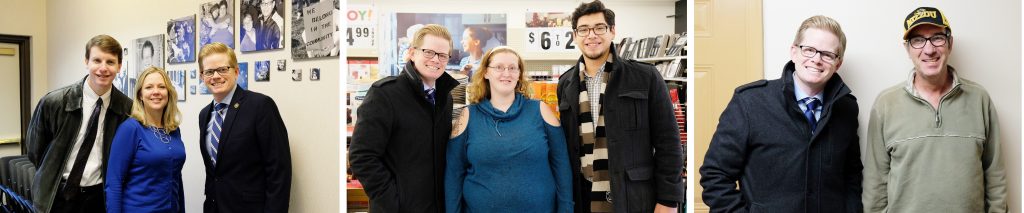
198, 42, 239, 71
131, 67, 182, 132
468, 46, 531, 104
409, 24, 454, 59
792, 15, 847, 58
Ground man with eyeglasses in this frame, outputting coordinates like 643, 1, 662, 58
196, 42, 292, 212
555, 1, 683, 212
349, 24, 460, 213
863, 7, 1006, 213
700, 15, 862, 212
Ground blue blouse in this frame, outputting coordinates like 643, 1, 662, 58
445, 93, 573, 213
106, 119, 186, 213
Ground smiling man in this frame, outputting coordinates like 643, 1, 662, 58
555, 1, 684, 212
700, 15, 862, 213
349, 24, 460, 213
863, 7, 1006, 213
26, 35, 134, 213
197, 42, 292, 212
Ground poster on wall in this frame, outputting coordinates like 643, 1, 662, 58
345, 4, 374, 49
134, 35, 165, 76
392, 13, 507, 78
238, 62, 250, 89
167, 70, 187, 102
255, 60, 271, 81
241, 0, 285, 52
524, 12, 576, 52
292, 0, 341, 59
167, 15, 197, 63
113, 47, 135, 99
200, 0, 235, 49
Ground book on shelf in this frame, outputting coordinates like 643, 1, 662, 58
616, 33, 688, 60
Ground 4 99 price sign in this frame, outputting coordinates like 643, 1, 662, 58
524, 12, 575, 52
346, 5, 375, 48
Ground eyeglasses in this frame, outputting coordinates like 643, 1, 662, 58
202, 66, 232, 77
907, 34, 948, 49
487, 66, 520, 73
796, 45, 840, 64
260, 0, 275, 6
416, 48, 450, 61
575, 24, 610, 37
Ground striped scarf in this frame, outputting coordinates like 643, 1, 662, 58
579, 69, 612, 212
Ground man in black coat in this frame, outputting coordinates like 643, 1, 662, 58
700, 15, 862, 213
557, 1, 684, 212
197, 42, 292, 213
27, 35, 133, 213
349, 24, 460, 213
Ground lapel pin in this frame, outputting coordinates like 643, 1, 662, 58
234, 103, 240, 109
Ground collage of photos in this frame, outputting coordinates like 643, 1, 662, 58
0, 0, 1021, 212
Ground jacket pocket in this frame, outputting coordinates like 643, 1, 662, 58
618, 91, 648, 130
625, 166, 655, 212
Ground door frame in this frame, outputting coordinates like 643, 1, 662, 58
0, 34, 31, 153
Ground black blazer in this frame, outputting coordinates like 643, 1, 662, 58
199, 86, 292, 213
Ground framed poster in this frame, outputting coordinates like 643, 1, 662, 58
292, 0, 340, 58
255, 60, 271, 81
168, 15, 197, 63
391, 13, 507, 78
113, 47, 135, 99
241, 0, 285, 51
134, 35, 165, 76
167, 70, 187, 102
200, 0, 235, 49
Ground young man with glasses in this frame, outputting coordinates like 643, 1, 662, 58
349, 24, 460, 213
555, 1, 683, 212
863, 7, 1006, 213
700, 15, 862, 212
196, 42, 292, 212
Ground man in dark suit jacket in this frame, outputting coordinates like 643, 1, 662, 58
197, 42, 292, 213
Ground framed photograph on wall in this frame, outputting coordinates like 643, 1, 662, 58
241, 0, 285, 52
200, 0, 235, 49
134, 34, 165, 77
310, 68, 320, 81
277, 59, 286, 71
255, 60, 271, 81
237, 62, 250, 89
113, 47, 135, 99
167, 70, 187, 102
168, 15, 197, 63
292, 68, 302, 81
291, 0, 340, 58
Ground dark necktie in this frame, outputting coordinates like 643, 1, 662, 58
64, 98, 103, 199
803, 97, 821, 132
425, 88, 436, 105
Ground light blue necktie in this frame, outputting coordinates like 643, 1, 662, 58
207, 103, 228, 166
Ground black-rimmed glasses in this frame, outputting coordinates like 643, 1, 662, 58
796, 45, 840, 64
416, 48, 450, 61
907, 34, 948, 49
575, 24, 610, 37
202, 66, 233, 77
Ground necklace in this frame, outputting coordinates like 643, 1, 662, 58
149, 126, 171, 144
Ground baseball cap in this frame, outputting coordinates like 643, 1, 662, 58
903, 7, 951, 40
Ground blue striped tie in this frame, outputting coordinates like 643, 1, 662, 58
207, 103, 228, 166
803, 97, 821, 132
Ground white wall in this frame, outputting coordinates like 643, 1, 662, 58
764, 1, 1021, 211
45, 0, 339, 212
0, 0, 48, 148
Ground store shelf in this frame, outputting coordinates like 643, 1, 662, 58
665, 77, 687, 82
347, 48, 379, 58
635, 55, 687, 63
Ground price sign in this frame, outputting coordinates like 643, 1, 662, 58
346, 5, 375, 48
525, 28, 576, 52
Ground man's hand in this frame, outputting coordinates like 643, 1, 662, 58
654, 203, 677, 213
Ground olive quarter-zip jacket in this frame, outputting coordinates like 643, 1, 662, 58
864, 66, 1006, 213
